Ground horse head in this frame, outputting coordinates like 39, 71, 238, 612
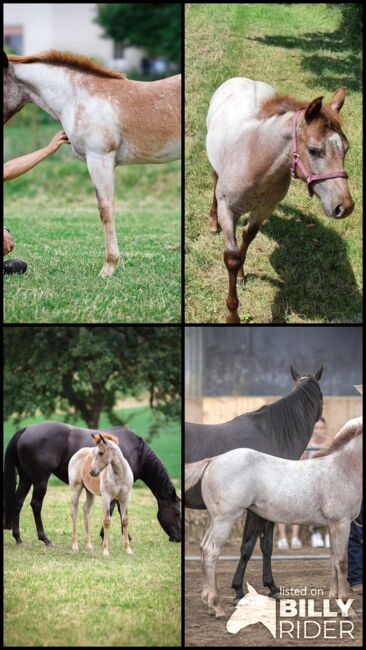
157, 488, 181, 543
3, 52, 29, 123
295, 89, 354, 219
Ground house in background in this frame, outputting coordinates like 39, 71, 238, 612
4, 2, 145, 72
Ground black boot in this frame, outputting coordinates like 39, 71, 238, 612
3, 259, 28, 275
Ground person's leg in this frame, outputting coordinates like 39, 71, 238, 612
277, 523, 289, 549
347, 506, 363, 592
291, 524, 302, 548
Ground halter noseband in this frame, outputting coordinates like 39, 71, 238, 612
291, 110, 348, 198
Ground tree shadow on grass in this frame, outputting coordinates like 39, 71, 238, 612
260, 205, 362, 323
247, 27, 361, 93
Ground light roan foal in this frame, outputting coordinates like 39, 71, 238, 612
68, 432, 133, 558
3, 50, 181, 277
206, 78, 354, 323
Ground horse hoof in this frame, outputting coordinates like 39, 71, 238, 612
215, 610, 226, 619
71, 545, 79, 552
126, 548, 134, 556
15, 539, 23, 545
270, 591, 281, 600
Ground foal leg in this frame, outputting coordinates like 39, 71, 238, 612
328, 521, 350, 601
12, 473, 32, 545
209, 170, 220, 233
83, 490, 95, 551
231, 511, 264, 601
200, 524, 212, 604
71, 482, 83, 552
119, 500, 133, 555
260, 521, 280, 598
30, 478, 52, 545
237, 219, 260, 285
217, 198, 241, 324
86, 152, 119, 278
102, 497, 112, 558
204, 516, 235, 618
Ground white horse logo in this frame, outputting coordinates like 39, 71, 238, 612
227, 583, 276, 637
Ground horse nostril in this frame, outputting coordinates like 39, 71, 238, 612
333, 204, 344, 218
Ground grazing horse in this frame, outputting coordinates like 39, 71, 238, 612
3, 50, 181, 277
206, 78, 354, 323
185, 366, 323, 600
69, 433, 133, 558
185, 422, 362, 617
4, 421, 181, 545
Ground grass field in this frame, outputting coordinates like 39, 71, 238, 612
185, 3, 362, 323
4, 405, 181, 482
4, 486, 181, 647
4, 114, 181, 324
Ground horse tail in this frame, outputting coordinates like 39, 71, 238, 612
3, 428, 26, 529
185, 458, 212, 492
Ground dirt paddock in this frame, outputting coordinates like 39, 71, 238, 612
185, 548, 362, 647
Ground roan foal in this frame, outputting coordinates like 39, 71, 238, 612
68, 432, 133, 558
206, 77, 354, 323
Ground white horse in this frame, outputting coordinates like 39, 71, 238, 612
68, 432, 134, 558
185, 421, 362, 617
3, 50, 181, 277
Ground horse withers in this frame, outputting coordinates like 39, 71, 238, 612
206, 78, 354, 323
69, 433, 133, 558
3, 50, 181, 278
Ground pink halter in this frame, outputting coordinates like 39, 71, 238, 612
291, 110, 348, 198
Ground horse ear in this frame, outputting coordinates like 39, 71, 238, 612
354, 384, 362, 395
330, 87, 346, 113
99, 433, 106, 444
304, 96, 323, 123
290, 366, 300, 381
4, 52, 9, 69
314, 366, 323, 381
247, 582, 257, 595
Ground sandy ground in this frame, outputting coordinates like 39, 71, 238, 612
185, 546, 362, 647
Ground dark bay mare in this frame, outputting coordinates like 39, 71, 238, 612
185, 367, 323, 600
4, 421, 181, 545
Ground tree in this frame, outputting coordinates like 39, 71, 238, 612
95, 3, 181, 67
4, 326, 181, 431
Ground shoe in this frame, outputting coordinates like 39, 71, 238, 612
311, 532, 324, 548
351, 584, 362, 595
291, 537, 302, 549
3, 258, 27, 275
324, 533, 330, 548
277, 537, 289, 550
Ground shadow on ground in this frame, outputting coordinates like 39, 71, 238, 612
259, 205, 362, 323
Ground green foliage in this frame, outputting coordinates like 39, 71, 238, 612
95, 3, 181, 66
4, 327, 181, 431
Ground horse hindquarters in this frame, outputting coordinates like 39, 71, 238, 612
86, 151, 120, 278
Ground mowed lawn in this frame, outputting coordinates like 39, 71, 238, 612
185, 3, 362, 323
4, 117, 181, 323
4, 486, 181, 647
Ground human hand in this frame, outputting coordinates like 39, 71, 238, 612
47, 130, 69, 153
3, 227, 14, 256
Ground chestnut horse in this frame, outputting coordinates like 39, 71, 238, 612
206, 78, 354, 323
3, 50, 181, 277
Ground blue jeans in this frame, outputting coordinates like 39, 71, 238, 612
348, 505, 363, 586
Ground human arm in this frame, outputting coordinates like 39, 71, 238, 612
3, 130, 69, 182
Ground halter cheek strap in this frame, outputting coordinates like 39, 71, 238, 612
291, 110, 348, 198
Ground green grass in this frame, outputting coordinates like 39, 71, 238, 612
4, 486, 181, 646
4, 117, 181, 323
185, 3, 362, 323
4, 405, 181, 482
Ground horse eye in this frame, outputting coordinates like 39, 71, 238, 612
98, 451, 104, 456
308, 147, 322, 157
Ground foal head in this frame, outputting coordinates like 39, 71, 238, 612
3, 52, 29, 123
296, 89, 354, 219
90, 433, 119, 477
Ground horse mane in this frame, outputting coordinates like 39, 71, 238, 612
141, 440, 177, 499
8, 50, 126, 80
258, 94, 342, 131
264, 377, 323, 441
313, 424, 362, 458
93, 432, 120, 445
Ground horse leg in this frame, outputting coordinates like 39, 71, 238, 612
30, 479, 52, 545
86, 152, 119, 278
83, 489, 95, 551
209, 170, 220, 233
119, 501, 133, 555
102, 497, 111, 558
231, 511, 264, 601
218, 198, 241, 323
237, 219, 260, 285
260, 521, 280, 598
100, 499, 118, 543
204, 516, 235, 618
200, 523, 212, 604
328, 521, 350, 601
70, 481, 83, 551
12, 473, 32, 545
328, 532, 338, 599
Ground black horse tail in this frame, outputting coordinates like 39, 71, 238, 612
3, 428, 26, 529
